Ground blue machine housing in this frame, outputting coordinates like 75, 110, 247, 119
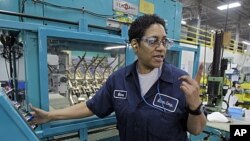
0, 0, 202, 141
0, 0, 182, 38
0, 90, 39, 141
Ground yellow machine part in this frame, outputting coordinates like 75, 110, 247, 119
240, 82, 250, 90
235, 93, 250, 109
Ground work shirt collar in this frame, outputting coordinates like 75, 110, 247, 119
125, 60, 174, 83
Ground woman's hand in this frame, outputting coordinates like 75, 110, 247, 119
179, 63, 203, 110
30, 104, 51, 124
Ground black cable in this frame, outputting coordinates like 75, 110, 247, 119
93, 56, 106, 80
225, 89, 235, 112
201, 21, 208, 102
221, 0, 230, 58
21, 0, 27, 13
33, 0, 114, 18
222, 99, 229, 112
33, 0, 83, 11
4, 59, 10, 85
208, 63, 212, 75
102, 57, 117, 80
20, 0, 27, 22
84, 10, 115, 18
0, 10, 122, 33
112, 58, 125, 73
73, 53, 86, 80
0, 10, 78, 25
84, 55, 99, 80
1, 45, 23, 60
224, 1, 229, 32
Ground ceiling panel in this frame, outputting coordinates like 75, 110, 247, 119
180, 0, 250, 41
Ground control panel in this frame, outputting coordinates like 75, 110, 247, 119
0, 87, 39, 141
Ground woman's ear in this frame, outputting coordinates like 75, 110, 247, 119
131, 39, 138, 53
131, 39, 138, 48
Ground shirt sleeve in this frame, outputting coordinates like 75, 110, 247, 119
86, 77, 114, 118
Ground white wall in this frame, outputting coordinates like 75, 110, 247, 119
181, 43, 250, 76
223, 50, 250, 67
180, 43, 214, 76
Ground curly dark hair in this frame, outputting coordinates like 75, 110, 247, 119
128, 14, 166, 43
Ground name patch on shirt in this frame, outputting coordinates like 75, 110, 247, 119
153, 93, 179, 112
113, 90, 127, 99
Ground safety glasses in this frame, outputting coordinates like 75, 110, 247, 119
140, 36, 173, 48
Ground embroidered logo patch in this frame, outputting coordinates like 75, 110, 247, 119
113, 90, 127, 99
153, 93, 179, 112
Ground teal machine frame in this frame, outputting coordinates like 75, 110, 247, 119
0, 18, 127, 141
0, 90, 39, 141
36, 26, 128, 139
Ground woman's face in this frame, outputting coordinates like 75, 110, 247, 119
134, 23, 167, 74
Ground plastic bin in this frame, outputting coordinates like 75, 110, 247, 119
228, 107, 244, 120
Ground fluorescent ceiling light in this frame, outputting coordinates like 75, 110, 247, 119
104, 45, 126, 50
242, 41, 250, 46
181, 20, 186, 25
210, 30, 215, 33
217, 2, 241, 10
248, 23, 250, 26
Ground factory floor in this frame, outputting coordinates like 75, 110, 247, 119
46, 93, 119, 141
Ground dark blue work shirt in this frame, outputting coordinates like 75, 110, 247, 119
86, 61, 189, 141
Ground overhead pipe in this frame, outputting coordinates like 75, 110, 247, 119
0, 10, 121, 33
0, 10, 78, 25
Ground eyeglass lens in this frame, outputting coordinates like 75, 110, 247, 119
143, 36, 171, 48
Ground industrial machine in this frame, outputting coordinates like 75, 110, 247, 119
46, 37, 126, 106
190, 126, 230, 141
189, 30, 232, 141
0, 0, 202, 141
0, 87, 39, 141
194, 30, 231, 114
